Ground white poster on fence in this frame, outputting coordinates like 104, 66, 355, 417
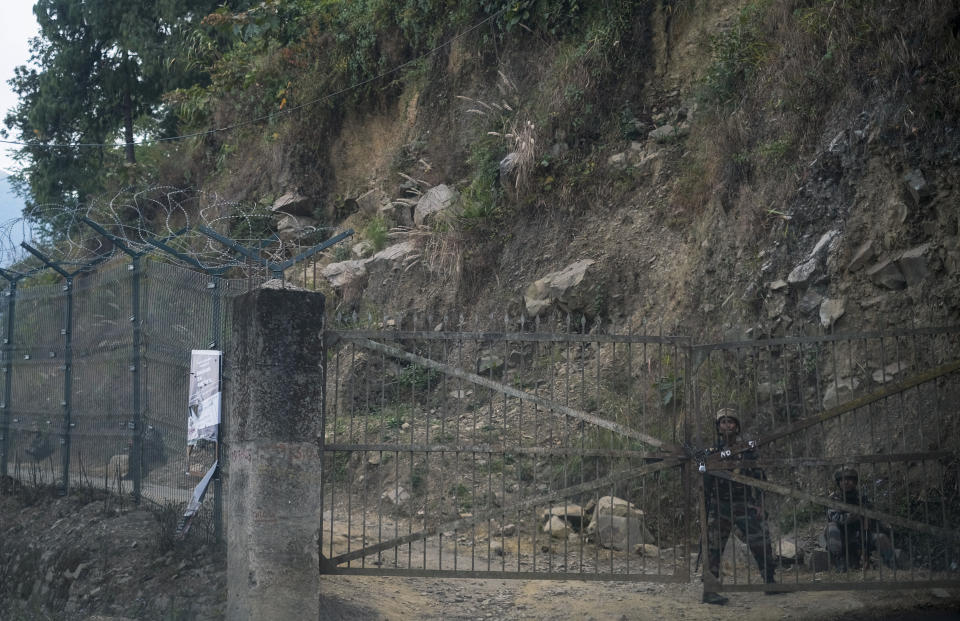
187, 349, 222, 446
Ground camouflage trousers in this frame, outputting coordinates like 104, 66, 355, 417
706, 503, 776, 582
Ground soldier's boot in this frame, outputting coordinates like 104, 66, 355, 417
763, 568, 787, 595
702, 591, 729, 606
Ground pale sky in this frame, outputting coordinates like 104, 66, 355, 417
0, 1, 39, 174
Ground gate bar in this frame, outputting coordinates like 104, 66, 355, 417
342, 336, 678, 451
715, 470, 960, 543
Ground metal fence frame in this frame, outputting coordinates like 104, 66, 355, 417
319, 317, 960, 594
0, 226, 350, 543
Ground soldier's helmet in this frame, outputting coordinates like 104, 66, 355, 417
715, 407, 740, 431
834, 468, 858, 485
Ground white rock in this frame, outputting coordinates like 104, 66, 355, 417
321, 260, 368, 289
369, 241, 416, 264
381, 486, 410, 505
787, 258, 818, 287
819, 298, 846, 329
543, 515, 571, 539
809, 230, 840, 259
414, 184, 459, 226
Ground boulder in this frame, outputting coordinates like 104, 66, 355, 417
819, 298, 846, 329
369, 241, 417, 266
797, 290, 824, 315
352, 240, 374, 258
787, 258, 818, 287
584, 496, 654, 551
648, 125, 677, 143
356, 188, 388, 215
775, 538, 800, 563
321, 260, 368, 289
903, 169, 934, 205
766, 294, 787, 319
381, 486, 410, 505
543, 515, 572, 539
271, 191, 313, 216
590, 514, 654, 551
809, 230, 840, 259
500, 152, 519, 178
539, 503, 585, 530
523, 259, 596, 317
896, 243, 931, 287
872, 361, 910, 384
414, 184, 460, 226
866, 259, 907, 290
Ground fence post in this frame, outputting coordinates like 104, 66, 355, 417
227, 286, 325, 621
61, 276, 74, 494
130, 256, 143, 502
0, 278, 17, 476
209, 274, 223, 541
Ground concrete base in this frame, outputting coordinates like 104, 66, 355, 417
227, 441, 321, 620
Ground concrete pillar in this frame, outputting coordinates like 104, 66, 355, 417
227, 287, 324, 621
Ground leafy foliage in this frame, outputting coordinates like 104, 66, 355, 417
3, 0, 237, 234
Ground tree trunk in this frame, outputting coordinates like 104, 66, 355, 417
123, 85, 136, 165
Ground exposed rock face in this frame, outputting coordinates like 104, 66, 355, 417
523, 259, 597, 317
866, 259, 907, 290
271, 191, 313, 216
414, 184, 459, 226
321, 241, 417, 293
321, 260, 368, 289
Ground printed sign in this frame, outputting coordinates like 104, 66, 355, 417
187, 349, 221, 446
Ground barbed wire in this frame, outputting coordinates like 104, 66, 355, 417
0, 186, 350, 278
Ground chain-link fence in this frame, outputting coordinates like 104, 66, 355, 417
0, 259, 257, 537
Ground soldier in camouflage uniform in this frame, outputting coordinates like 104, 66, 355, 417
702, 408, 778, 605
824, 468, 895, 571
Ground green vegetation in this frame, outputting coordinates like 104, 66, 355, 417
702, 0, 773, 104
363, 215, 389, 252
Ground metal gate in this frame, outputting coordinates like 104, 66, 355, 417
319, 317, 960, 592
692, 327, 960, 594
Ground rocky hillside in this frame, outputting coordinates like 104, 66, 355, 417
165, 0, 959, 339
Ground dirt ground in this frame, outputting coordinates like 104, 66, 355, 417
2, 481, 959, 621
318, 574, 960, 621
